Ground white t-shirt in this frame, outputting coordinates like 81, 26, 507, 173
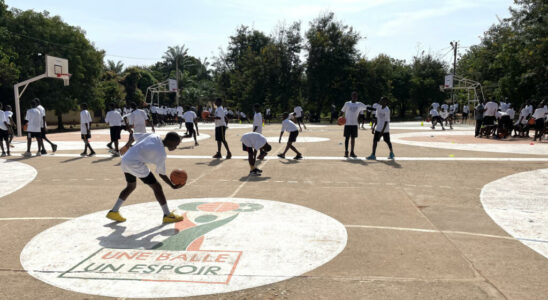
294, 106, 303, 118
25, 108, 43, 132
441, 104, 448, 111
0, 110, 6, 130
430, 109, 440, 117
500, 102, 508, 112
341, 101, 368, 126
215, 106, 227, 127
483, 102, 498, 117
266, 108, 271, 115
36, 104, 47, 128
80, 110, 92, 134
241, 132, 267, 150
183, 111, 197, 123
463, 106, 469, 113
253, 112, 263, 133
121, 134, 166, 178
105, 110, 122, 127
518, 108, 529, 124
5, 111, 13, 121
506, 108, 515, 119
532, 107, 547, 119
129, 109, 149, 133
281, 118, 298, 132
177, 106, 184, 117
372, 103, 381, 117
432, 102, 439, 110
375, 106, 390, 132
526, 105, 533, 115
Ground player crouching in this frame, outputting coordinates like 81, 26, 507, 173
106, 132, 184, 224
241, 132, 272, 176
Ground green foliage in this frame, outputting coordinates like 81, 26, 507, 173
457, 0, 547, 105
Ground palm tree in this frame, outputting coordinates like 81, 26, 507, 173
162, 45, 194, 81
106, 60, 124, 74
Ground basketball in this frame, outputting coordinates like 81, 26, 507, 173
170, 169, 188, 186
119, 145, 129, 155
201, 111, 210, 119
528, 118, 536, 126
337, 116, 346, 126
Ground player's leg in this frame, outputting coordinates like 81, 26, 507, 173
384, 133, 394, 159
221, 127, 231, 158
367, 131, 380, 160
106, 173, 137, 222
0, 134, 5, 156
36, 136, 44, 156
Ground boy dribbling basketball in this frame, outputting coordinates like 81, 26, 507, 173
106, 132, 184, 224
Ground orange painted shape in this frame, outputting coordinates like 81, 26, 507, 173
197, 202, 240, 212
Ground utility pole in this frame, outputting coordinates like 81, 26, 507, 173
450, 41, 458, 104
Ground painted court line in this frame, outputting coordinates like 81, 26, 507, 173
7, 153, 548, 162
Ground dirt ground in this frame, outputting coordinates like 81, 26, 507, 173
1, 122, 547, 299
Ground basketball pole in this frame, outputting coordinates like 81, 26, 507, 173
13, 74, 47, 137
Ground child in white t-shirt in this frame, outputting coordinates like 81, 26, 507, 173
293, 105, 306, 131
213, 98, 231, 159
367, 97, 394, 160
80, 103, 96, 156
106, 132, 184, 224
0, 103, 9, 156
23, 99, 45, 157
241, 132, 272, 176
253, 104, 263, 133
182, 106, 199, 146
277, 112, 303, 160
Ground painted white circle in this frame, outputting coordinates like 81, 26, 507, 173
266, 136, 330, 143
11, 134, 210, 152
0, 159, 37, 198
21, 198, 347, 298
391, 131, 548, 155
481, 169, 548, 259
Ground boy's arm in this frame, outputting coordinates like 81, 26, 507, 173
279, 131, 284, 143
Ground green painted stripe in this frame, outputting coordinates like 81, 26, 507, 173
58, 248, 104, 278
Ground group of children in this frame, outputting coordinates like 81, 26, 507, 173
429, 102, 460, 130
473, 99, 547, 140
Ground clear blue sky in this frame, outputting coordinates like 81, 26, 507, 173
7, 0, 514, 68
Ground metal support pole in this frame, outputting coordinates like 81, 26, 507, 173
13, 73, 47, 137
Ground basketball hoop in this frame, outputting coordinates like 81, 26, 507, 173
56, 73, 71, 86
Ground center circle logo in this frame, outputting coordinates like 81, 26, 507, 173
21, 198, 347, 298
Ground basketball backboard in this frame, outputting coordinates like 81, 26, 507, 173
46, 55, 69, 78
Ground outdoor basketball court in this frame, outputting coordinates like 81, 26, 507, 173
1, 122, 548, 299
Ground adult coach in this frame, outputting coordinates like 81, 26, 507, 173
341, 91, 368, 158
106, 132, 184, 224
241, 132, 272, 176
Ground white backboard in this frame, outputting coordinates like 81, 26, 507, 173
46, 55, 69, 78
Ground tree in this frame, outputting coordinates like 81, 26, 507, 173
410, 54, 447, 115
305, 12, 361, 113
105, 60, 124, 74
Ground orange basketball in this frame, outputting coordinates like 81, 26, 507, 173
337, 116, 346, 126
201, 111, 210, 119
170, 169, 188, 186
528, 118, 536, 126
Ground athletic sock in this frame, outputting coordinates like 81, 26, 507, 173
161, 204, 170, 216
112, 198, 124, 212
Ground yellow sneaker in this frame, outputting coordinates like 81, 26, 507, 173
163, 211, 184, 224
106, 211, 126, 222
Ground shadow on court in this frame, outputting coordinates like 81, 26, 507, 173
278, 159, 300, 165
343, 158, 368, 166
379, 160, 402, 169
195, 159, 225, 167
97, 223, 176, 249
60, 156, 86, 163
239, 176, 271, 182
92, 156, 117, 164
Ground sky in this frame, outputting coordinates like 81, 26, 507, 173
6, 0, 515, 68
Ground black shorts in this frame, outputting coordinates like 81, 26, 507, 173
374, 131, 391, 142
535, 118, 545, 130
109, 126, 121, 141
344, 125, 358, 138
358, 114, 365, 123
483, 116, 495, 125
296, 116, 303, 123
288, 130, 298, 143
178, 117, 184, 124
432, 116, 442, 123
185, 122, 195, 134
121, 125, 127, 131
124, 172, 157, 185
242, 143, 253, 152
215, 126, 227, 141
463, 112, 469, 118
40, 127, 47, 138
0, 129, 8, 139
81, 133, 91, 140
28, 132, 42, 138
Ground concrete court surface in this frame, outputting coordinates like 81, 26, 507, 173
1, 121, 548, 299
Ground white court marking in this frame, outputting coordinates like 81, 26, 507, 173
265, 136, 330, 143
20, 198, 347, 298
391, 130, 548, 155
481, 168, 548, 260
11, 134, 210, 151
0, 159, 37, 198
